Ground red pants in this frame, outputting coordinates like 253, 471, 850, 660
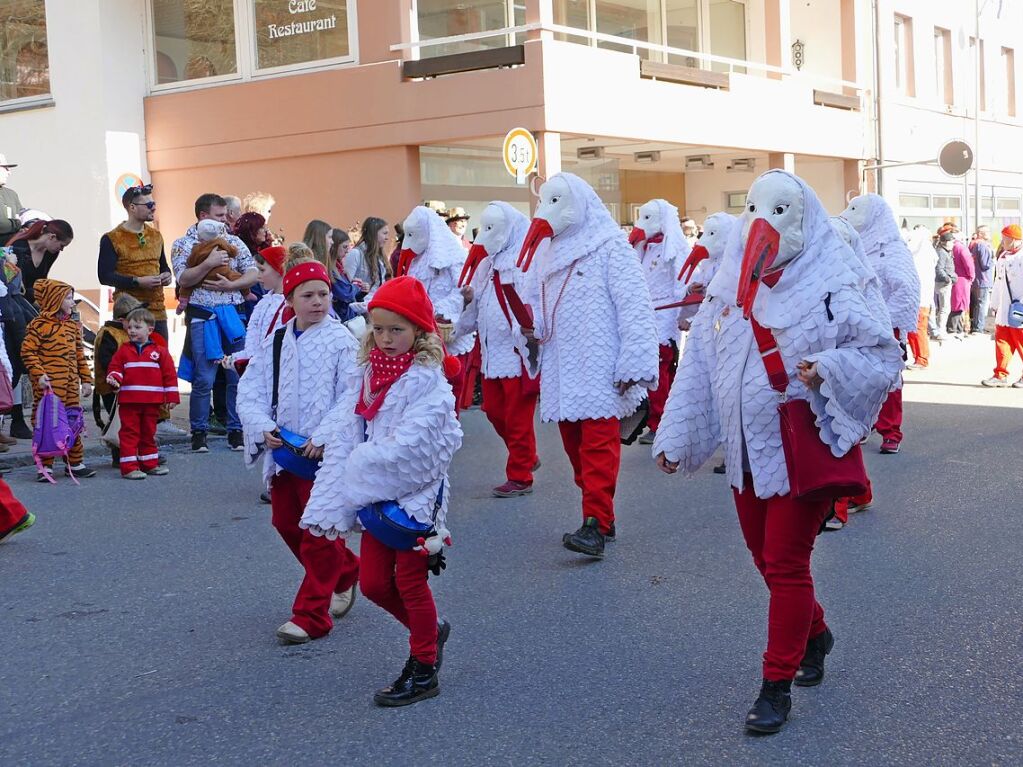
270, 470, 360, 638
907, 308, 930, 367
733, 481, 831, 681
875, 387, 903, 445
359, 529, 438, 664
456, 339, 483, 410
993, 324, 1023, 378
647, 342, 677, 431
558, 417, 620, 534
0, 479, 31, 536
833, 479, 874, 524
118, 403, 161, 474
481, 374, 539, 484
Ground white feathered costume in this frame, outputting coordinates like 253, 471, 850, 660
676, 212, 738, 327
630, 199, 691, 344
518, 172, 659, 423
841, 194, 921, 338
398, 206, 476, 357
653, 170, 903, 499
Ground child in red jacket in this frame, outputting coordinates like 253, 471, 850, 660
105, 308, 180, 479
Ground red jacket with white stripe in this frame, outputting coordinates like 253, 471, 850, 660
106, 340, 180, 405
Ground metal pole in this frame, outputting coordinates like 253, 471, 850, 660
871, 0, 883, 195
974, 0, 982, 233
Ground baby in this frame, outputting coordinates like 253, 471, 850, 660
176, 219, 242, 313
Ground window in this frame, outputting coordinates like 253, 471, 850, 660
596, 0, 662, 60
726, 191, 747, 212
893, 14, 914, 97
416, 1, 520, 57
932, 195, 962, 209
1003, 47, 1015, 117
997, 196, 1020, 211
934, 27, 953, 106
151, 0, 238, 85
970, 36, 986, 111
899, 194, 929, 209
253, 0, 350, 70
0, 0, 50, 103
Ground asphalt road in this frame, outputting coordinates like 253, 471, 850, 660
2, 400, 1021, 766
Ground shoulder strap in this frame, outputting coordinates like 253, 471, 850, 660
750, 318, 789, 395
1006, 260, 1017, 303
432, 480, 445, 522
265, 301, 285, 339
492, 269, 513, 327
271, 327, 286, 420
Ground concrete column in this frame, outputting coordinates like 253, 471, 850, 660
357, 0, 413, 63
524, 0, 554, 42
768, 152, 795, 173
843, 158, 863, 200
764, 0, 792, 81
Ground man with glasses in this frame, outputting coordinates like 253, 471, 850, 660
98, 183, 173, 339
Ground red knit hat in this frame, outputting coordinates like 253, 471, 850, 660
1002, 224, 1022, 240
282, 260, 330, 296
259, 245, 287, 276
368, 276, 437, 332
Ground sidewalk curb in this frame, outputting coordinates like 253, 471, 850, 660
0, 434, 218, 472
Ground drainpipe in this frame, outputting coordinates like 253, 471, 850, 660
871, 0, 883, 195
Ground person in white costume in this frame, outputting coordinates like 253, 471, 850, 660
232, 245, 287, 370
840, 194, 919, 454
904, 225, 937, 369
236, 260, 362, 646
396, 206, 475, 405
299, 276, 462, 708
517, 172, 658, 558
654, 170, 902, 734
982, 224, 1023, 386
454, 201, 540, 497
627, 199, 691, 446
674, 212, 739, 333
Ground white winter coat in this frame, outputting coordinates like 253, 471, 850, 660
526, 174, 659, 422
300, 364, 463, 538
236, 293, 286, 363
991, 250, 1023, 326
654, 174, 903, 499
236, 317, 361, 484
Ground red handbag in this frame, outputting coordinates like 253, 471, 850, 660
751, 319, 869, 502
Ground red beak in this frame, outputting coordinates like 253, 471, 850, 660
516, 218, 554, 272
628, 227, 647, 247
677, 244, 710, 283
396, 248, 416, 277
459, 243, 488, 287
737, 218, 781, 320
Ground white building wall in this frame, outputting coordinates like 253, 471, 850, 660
790, 0, 844, 83
0, 0, 149, 299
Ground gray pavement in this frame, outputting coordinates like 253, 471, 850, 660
2, 391, 1022, 765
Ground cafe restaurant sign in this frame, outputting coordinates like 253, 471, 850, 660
268, 0, 338, 40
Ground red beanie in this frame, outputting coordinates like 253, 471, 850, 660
260, 245, 287, 276
368, 276, 437, 332
1002, 224, 1022, 240
282, 260, 330, 296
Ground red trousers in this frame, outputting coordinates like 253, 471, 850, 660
456, 339, 483, 410
907, 308, 930, 367
270, 470, 360, 638
875, 387, 903, 445
481, 374, 539, 484
558, 418, 620, 534
118, 403, 161, 474
359, 529, 438, 664
647, 342, 677, 431
833, 479, 874, 524
0, 479, 31, 536
733, 480, 831, 681
993, 324, 1023, 378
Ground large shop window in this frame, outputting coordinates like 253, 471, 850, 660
416, 1, 525, 57
0, 0, 51, 103
149, 0, 356, 91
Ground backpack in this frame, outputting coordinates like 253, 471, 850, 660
33, 389, 86, 484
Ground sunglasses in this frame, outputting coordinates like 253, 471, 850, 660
131, 200, 157, 210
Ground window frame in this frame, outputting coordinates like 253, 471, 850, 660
145, 0, 359, 95
893, 14, 915, 98
933, 26, 953, 107
0, 0, 55, 110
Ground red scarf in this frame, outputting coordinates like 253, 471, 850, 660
355, 348, 416, 421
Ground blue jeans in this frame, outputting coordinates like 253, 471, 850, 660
189, 321, 242, 434
971, 286, 992, 332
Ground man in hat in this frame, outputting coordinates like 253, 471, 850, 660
0, 154, 23, 237
446, 207, 472, 251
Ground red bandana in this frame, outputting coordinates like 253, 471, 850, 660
355, 348, 416, 421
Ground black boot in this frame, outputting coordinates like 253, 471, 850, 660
794, 627, 834, 687
745, 679, 792, 734
436, 619, 451, 671
562, 516, 605, 558
9, 408, 32, 440
373, 658, 439, 707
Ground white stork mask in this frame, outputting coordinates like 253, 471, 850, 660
630, 198, 692, 275
681, 211, 737, 286
398, 205, 465, 277
840, 193, 901, 257
461, 201, 529, 286
517, 172, 624, 275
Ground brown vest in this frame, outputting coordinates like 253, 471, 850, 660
106, 223, 167, 318
93, 323, 129, 396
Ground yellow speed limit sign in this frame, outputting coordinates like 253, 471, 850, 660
503, 128, 538, 185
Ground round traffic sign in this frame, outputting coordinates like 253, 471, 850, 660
503, 128, 538, 183
938, 140, 974, 177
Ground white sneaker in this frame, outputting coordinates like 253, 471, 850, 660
330, 584, 357, 620
981, 376, 1010, 387
1014, 378, 1023, 389
275, 621, 311, 644
848, 501, 873, 514
156, 421, 188, 437
824, 517, 844, 531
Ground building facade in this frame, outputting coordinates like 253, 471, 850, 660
0, 1, 1017, 317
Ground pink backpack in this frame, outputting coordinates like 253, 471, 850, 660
33, 390, 85, 484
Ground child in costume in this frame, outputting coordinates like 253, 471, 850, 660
301, 276, 463, 707
21, 279, 96, 481
105, 308, 179, 479
176, 220, 243, 314
237, 260, 362, 644
231, 245, 287, 369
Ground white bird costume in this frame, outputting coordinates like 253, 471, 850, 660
517, 172, 658, 547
